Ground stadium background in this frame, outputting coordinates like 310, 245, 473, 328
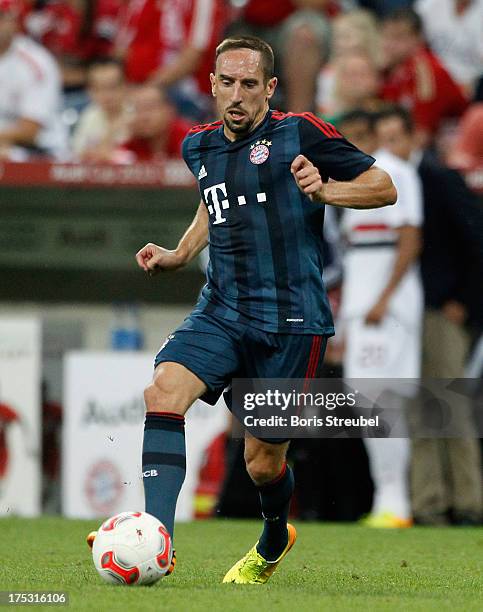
0, 0, 482, 531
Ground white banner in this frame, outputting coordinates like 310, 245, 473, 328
0, 318, 41, 516
63, 352, 227, 520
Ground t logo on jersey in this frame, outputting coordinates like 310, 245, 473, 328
204, 183, 229, 225
204, 182, 268, 224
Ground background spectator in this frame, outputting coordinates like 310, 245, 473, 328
119, 84, 190, 162
0, 0, 67, 159
316, 9, 381, 117
114, 0, 226, 121
24, 0, 120, 91
227, 0, 334, 112
374, 105, 483, 525
446, 103, 483, 175
380, 8, 468, 146
414, 0, 483, 96
71, 58, 129, 162
318, 52, 383, 121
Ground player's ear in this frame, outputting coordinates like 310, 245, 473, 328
266, 77, 277, 100
210, 73, 216, 97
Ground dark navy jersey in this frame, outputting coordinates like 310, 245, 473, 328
182, 109, 375, 334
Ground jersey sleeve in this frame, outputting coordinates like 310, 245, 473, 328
298, 113, 375, 181
182, 133, 197, 178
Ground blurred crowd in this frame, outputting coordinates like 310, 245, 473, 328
1, 0, 482, 525
0, 0, 481, 171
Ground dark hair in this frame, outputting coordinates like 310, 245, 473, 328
339, 109, 377, 132
215, 36, 275, 82
383, 8, 423, 35
374, 105, 414, 133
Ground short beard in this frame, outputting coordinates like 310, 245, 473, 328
224, 114, 253, 135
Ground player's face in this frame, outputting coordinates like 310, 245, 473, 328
211, 48, 277, 140
376, 116, 414, 161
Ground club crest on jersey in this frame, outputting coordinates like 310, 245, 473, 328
249, 139, 271, 165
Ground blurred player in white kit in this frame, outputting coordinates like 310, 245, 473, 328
338, 109, 423, 528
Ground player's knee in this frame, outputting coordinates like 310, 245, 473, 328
143, 378, 185, 415
245, 452, 283, 485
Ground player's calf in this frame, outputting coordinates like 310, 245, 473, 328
142, 362, 206, 540
244, 437, 294, 562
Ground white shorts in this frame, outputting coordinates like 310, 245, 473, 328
344, 315, 421, 380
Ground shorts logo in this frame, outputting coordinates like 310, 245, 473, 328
249, 139, 271, 165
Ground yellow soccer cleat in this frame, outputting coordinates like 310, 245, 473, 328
222, 524, 297, 584
360, 511, 413, 528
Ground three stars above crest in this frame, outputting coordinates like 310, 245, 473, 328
250, 139, 272, 149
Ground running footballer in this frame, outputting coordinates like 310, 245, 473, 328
91, 36, 397, 584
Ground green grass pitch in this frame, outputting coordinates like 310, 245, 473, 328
0, 518, 482, 611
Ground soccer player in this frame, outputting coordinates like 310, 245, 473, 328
90, 36, 396, 584
338, 109, 423, 528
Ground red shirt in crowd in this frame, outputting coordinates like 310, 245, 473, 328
121, 116, 191, 161
241, 0, 341, 26
381, 47, 468, 135
115, 0, 226, 93
23, 0, 120, 60
242, 0, 294, 26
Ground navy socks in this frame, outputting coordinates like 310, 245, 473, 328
142, 412, 186, 539
256, 463, 295, 562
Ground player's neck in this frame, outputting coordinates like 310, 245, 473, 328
223, 105, 270, 142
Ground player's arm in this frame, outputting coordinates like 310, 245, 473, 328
296, 115, 397, 208
135, 201, 208, 275
291, 156, 397, 209
365, 225, 422, 324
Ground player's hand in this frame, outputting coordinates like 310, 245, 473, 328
291, 155, 325, 202
135, 243, 185, 276
365, 298, 389, 325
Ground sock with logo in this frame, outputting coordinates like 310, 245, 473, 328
256, 463, 294, 562
142, 412, 186, 539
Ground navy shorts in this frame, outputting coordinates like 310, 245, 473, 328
154, 311, 328, 442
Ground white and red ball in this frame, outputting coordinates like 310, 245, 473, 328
92, 511, 172, 585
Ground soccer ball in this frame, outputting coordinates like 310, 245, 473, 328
92, 511, 173, 585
